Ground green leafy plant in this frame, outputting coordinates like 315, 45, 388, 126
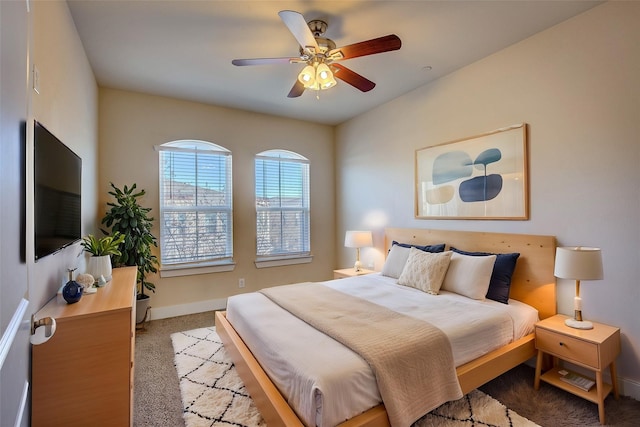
81, 232, 125, 257
101, 182, 159, 297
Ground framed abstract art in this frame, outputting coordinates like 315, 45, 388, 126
415, 123, 528, 220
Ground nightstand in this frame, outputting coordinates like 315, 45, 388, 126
534, 314, 620, 424
333, 268, 375, 279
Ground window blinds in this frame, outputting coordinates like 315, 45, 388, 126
255, 151, 310, 257
159, 142, 232, 265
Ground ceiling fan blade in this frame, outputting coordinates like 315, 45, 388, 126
328, 34, 401, 61
287, 80, 305, 98
331, 64, 376, 92
232, 57, 303, 66
278, 10, 319, 54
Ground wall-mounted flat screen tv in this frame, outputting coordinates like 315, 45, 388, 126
34, 121, 82, 260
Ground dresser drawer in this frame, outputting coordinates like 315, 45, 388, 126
536, 328, 599, 368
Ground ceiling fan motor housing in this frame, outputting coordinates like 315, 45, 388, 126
308, 19, 328, 37
299, 20, 336, 57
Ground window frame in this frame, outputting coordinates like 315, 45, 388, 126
156, 140, 234, 277
254, 149, 312, 268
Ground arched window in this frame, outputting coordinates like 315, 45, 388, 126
157, 140, 233, 271
255, 150, 310, 263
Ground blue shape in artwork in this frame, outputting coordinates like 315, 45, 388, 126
474, 148, 502, 169
459, 174, 503, 202
432, 151, 473, 185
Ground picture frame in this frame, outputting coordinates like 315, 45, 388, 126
415, 123, 528, 220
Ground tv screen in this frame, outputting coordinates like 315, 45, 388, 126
34, 121, 82, 260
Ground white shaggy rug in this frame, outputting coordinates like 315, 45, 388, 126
171, 327, 540, 427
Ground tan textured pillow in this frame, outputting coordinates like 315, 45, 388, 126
398, 248, 453, 294
441, 252, 497, 299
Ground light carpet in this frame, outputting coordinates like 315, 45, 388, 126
171, 327, 540, 427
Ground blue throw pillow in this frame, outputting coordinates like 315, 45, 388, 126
392, 240, 445, 253
450, 247, 520, 304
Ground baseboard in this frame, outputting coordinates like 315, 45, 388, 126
148, 297, 227, 321
620, 377, 640, 400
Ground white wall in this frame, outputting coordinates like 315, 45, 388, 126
0, 1, 97, 424
0, 2, 31, 424
30, 2, 99, 313
336, 2, 640, 396
98, 88, 335, 318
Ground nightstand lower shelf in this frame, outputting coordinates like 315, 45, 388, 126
538, 368, 613, 405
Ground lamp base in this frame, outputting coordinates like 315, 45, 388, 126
353, 260, 362, 272
565, 318, 594, 329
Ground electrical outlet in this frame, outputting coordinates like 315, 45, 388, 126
238, 278, 245, 288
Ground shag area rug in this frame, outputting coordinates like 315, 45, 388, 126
171, 327, 540, 427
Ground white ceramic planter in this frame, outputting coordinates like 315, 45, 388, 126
136, 295, 151, 324
87, 255, 113, 283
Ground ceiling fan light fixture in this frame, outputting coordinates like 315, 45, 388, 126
319, 76, 336, 89
315, 63, 336, 90
320, 79, 337, 89
298, 64, 316, 86
316, 63, 331, 80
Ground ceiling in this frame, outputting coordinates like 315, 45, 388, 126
67, 1, 602, 125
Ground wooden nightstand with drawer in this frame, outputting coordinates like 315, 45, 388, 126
333, 268, 375, 279
534, 314, 620, 424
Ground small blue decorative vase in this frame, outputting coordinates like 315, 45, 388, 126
63, 268, 83, 304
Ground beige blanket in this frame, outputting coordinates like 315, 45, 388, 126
260, 282, 463, 427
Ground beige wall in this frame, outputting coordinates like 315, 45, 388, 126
30, 0, 99, 311
1, 1, 97, 423
336, 2, 640, 396
98, 89, 335, 315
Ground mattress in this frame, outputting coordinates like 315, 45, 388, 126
225, 273, 538, 427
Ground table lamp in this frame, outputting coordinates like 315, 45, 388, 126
344, 230, 373, 272
554, 246, 603, 329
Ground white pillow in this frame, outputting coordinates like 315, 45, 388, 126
441, 252, 497, 300
398, 248, 452, 295
381, 245, 411, 279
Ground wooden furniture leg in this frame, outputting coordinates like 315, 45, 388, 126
595, 371, 605, 424
534, 349, 543, 390
610, 361, 620, 399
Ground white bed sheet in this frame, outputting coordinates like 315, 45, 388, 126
225, 273, 538, 427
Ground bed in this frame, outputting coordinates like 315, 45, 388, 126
215, 228, 557, 427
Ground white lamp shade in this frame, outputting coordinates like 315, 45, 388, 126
316, 63, 331, 81
344, 231, 373, 248
554, 247, 603, 280
316, 63, 336, 89
298, 65, 316, 87
320, 75, 336, 89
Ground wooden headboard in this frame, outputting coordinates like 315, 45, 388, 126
385, 228, 557, 319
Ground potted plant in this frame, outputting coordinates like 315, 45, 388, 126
81, 232, 125, 283
101, 182, 159, 324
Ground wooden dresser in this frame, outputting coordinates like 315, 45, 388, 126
32, 266, 137, 427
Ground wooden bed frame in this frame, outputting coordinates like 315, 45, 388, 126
215, 228, 557, 427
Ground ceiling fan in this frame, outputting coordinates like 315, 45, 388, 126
232, 10, 402, 98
